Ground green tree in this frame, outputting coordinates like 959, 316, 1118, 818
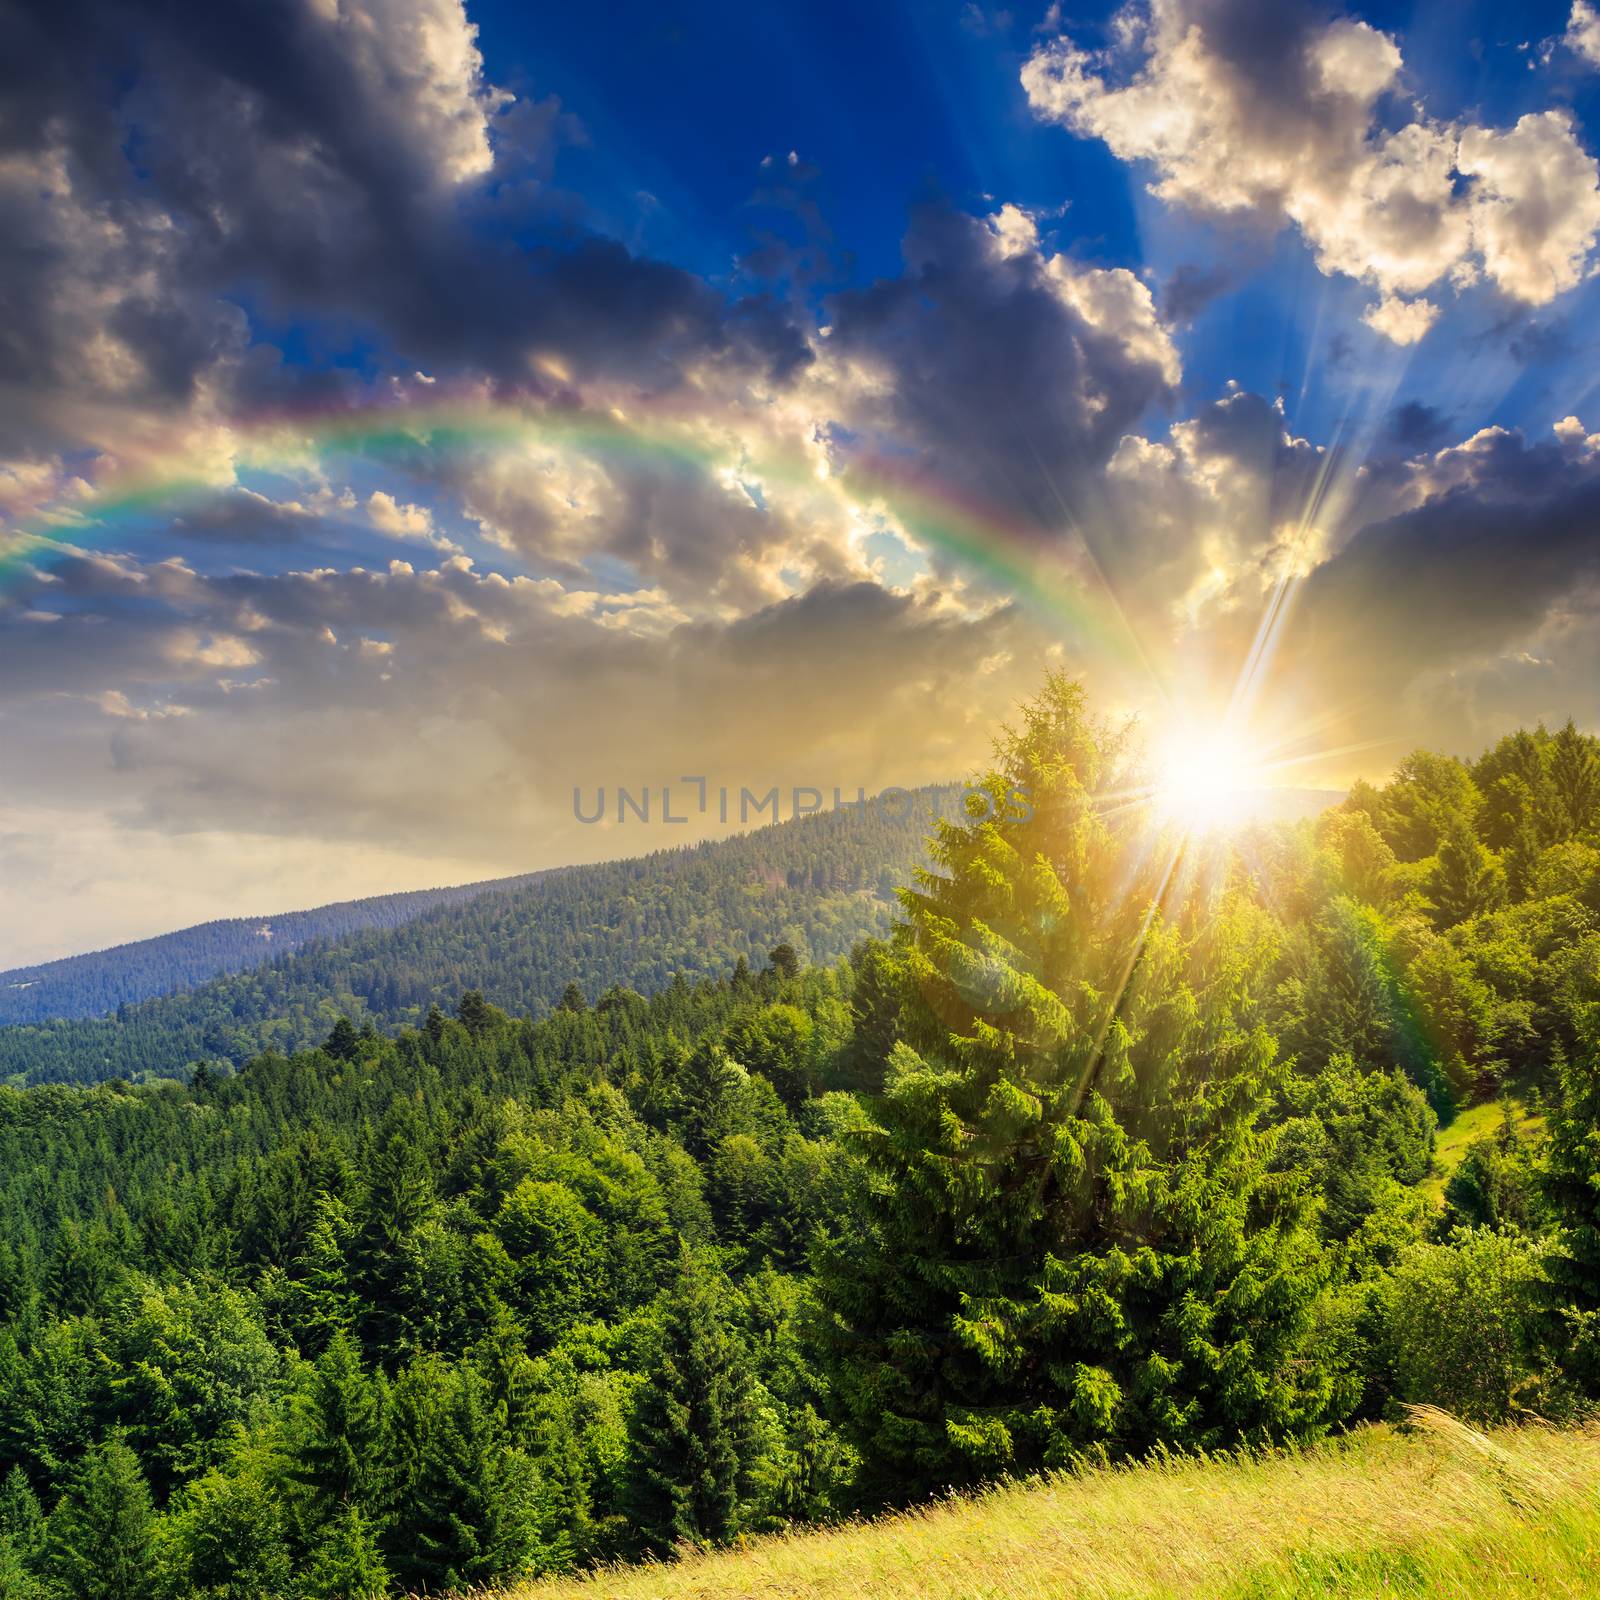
1542, 1041, 1600, 1390
287, 1332, 389, 1532
1270, 1060, 1435, 1241
387, 1358, 542, 1593
323, 1018, 361, 1063
159, 1466, 293, 1600
1383, 1228, 1545, 1422
301, 1507, 389, 1600
1441, 1103, 1542, 1234
722, 1004, 816, 1112
817, 676, 1338, 1496
1427, 815, 1504, 929
1549, 719, 1600, 839
106, 1279, 287, 1496
623, 1245, 757, 1553
48, 1439, 155, 1600
493, 1180, 603, 1345
349, 1111, 439, 1358
0, 1468, 46, 1600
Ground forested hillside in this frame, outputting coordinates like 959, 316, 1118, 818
0, 796, 941, 1085
0, 877, 546, 1027
1, 683, 1599, 1600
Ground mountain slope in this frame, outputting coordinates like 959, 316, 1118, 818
512, 1412, 1600, 1600
0, 794, 940, 1084
0, 875, 545, 1025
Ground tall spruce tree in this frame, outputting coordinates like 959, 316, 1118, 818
1542, 1040, 1600, 1390
816, 676, 1337, 1497
623, 1244, 756, 1554
1427, 815, 1504, 928
48, 1438, 155, 1600
0, 1468, 45, 1600
302, 1507, 390, 1600
288, 1332, 389, 1532
388, 1359, 541, 1594
1549, 719, 1600, 839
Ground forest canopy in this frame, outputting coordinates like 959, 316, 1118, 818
1, 678, 1598, 1599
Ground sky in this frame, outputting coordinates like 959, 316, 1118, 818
5, 0, 1600, 965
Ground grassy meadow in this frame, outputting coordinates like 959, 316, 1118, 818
511, 1411, 1600, 1600
1420, 1095, 1548, 1204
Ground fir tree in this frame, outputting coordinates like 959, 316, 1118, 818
841, 939, 902, 1090
324, 1018, 362, 1062
422, 1003, 448, 1046
288, 1332, 389, 1529
1427, 815, 1504, 928
816, 675, 1336, 1496
48, 1438, 155, 1600
674, 1041, 747, 1160
623, 1244, 756, 1553
393, 1361, 538, 1593
1549, 719, 1600, 839
0, 1471, 43, 1568
457, 990, 494, 1038
302, 1507, 390, 1600
1542, 1040, 1600, 1390
160, 1467, 294, 1600
0, 1469, 45, 1599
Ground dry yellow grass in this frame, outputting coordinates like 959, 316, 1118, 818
507, 1411, 1600, 1600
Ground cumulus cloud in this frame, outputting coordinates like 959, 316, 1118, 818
0, 540, 1050, 885
1022, 0, 1600, 338
0, 0, 806, 472
1568, 1, 1600, 67
1361, 293, 1438, 345
1264, 418, 1600, 749
815, 201, 1179, 544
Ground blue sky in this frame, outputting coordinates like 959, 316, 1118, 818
6, 0, 1600, 962
469, 0, 1600, 445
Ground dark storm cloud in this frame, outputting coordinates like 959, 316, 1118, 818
823, 202, 1178, 537
1285, 428, 1600, 699
1387, 401, 1454, 452
0, 0, 806, 450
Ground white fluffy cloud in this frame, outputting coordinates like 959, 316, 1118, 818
1022, 0, 1600, 338
1361, 293, 1438, 345
306, 0, 509, 184
1568, 1, 1600, 68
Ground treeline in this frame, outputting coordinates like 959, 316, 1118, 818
0, 877, 545, 1027
1, 683, 1599, 1599
0, 797, 943, 1085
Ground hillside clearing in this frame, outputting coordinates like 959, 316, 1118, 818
1421, 1094, 1547, 1202
511, 1411, 1600, 1600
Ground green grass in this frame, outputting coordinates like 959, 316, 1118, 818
509, 1410, 1600, 1600
1419, 1095, 1546, 1203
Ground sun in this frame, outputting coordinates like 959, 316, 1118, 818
1152, 726, 1265, 832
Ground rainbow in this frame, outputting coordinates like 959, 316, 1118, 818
0, 384, 1147, 665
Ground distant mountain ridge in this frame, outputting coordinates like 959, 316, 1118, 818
0, 793, 947, 1085
0, 875, 547, 1026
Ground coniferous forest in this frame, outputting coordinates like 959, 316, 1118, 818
0, 878, 548, 1028
0, 679, 1599, 1597
0, 797, 942, 1087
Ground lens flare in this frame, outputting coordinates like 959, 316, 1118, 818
1152, 726, 1266, 832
